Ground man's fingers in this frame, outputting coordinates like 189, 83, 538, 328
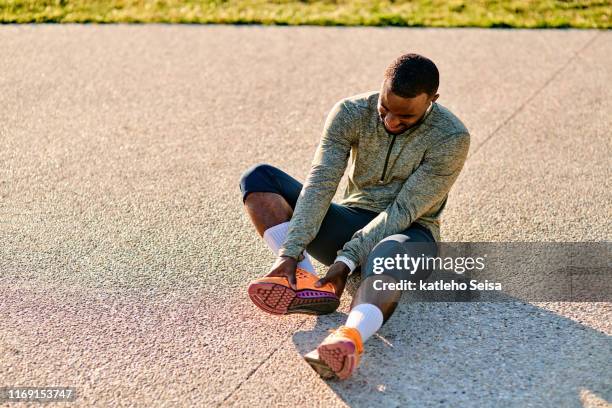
288, 272, 297, 290
314, 277, 327, 288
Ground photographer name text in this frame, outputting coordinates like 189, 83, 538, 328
373, 279, 502, 291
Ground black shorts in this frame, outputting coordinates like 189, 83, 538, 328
239, 164, 436, 276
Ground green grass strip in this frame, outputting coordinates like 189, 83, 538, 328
1, 0, 610, 28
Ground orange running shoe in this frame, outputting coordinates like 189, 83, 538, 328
305, 326, 364, 380
247, 268, 339, 315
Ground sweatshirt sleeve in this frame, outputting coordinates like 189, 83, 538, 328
278, 101, 356, 259
337, 132, 470, 265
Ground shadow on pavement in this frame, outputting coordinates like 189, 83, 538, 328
293, 296, 611, 407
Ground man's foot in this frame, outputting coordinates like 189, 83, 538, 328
305, 326, 364, 380
247, 268, 339, 315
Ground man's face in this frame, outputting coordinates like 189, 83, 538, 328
378, 80, 439, 135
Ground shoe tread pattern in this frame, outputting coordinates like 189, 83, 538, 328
318, 341, 356, 380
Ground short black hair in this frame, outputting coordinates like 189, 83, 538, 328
384, 53, 439, 97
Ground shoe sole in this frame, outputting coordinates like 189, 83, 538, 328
248, 282, 339, 315
317, 340, 356, 380
304, 354, 336, 380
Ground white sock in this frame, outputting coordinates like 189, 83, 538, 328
345, 303, 384, 342
262, 222, 315, 273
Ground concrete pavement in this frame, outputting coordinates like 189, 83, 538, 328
0, 25, 610, 407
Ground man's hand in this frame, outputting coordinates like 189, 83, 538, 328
315, 261, 351, 297
267, 256, 298, 290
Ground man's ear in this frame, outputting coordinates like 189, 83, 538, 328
431, 93, 440, 103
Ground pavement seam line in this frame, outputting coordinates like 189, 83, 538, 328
468, 31, 602, 159
218, 317, 309, 406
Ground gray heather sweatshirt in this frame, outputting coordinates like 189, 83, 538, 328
279, 91, 470, 267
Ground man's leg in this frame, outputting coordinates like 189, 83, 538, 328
308, 224, 436, 379
347, 226, 436, 338
244, 192, 292, 237
240, 164, 317, 273
239, 164, 377, 315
